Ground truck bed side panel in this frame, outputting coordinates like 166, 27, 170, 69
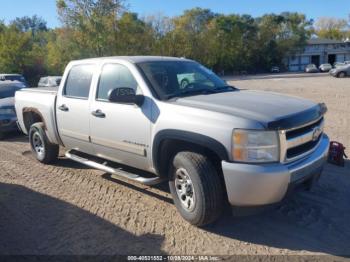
15, 89, 60, 145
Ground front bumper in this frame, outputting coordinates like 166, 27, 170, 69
329, 70, 337, 76
0, 116, 18, 133
222, 134, 329, 206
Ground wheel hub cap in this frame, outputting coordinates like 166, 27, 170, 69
175, 168, 196, 212
32, 132, 45, 158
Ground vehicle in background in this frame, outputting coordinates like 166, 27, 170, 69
38, 76, 62, 88
0, 82, 23, 139
330, 64, 350, 78
271, 66, 280, 73
344, 61, 350, 65
305, 64, 319, 73
177, 73, 208, 89
15, 56, 329, 226
334, 62, 345, 68
319, 63, 332, 72
0, 74, 28, 87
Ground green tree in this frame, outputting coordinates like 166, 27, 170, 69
115, 12, 155, 55
206, 14, 257, 73
0, 18, 50, 85
0, 5, 317, 84
255, 12, 311, 71
11, 15, 48, 37
0, 24, 32, 73
57, 0, 125, 56
45, 28, 82, 75
314, 17, 349, 40
164, 8, 216, 62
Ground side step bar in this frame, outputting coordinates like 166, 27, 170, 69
65, 151, 164, 186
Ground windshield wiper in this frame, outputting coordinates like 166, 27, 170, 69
212, 85, 237, 92
165, 85, 237, 100
165, 89, 214, 99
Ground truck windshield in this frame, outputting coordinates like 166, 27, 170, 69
137, 61, 236, 100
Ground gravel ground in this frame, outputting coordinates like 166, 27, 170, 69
0, 74, 349, 257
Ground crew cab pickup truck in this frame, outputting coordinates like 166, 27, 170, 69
15, 56, 329, 226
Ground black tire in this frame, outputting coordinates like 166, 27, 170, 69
338, 72, 346, 78
0, 131, 4, 140
169, 151, 224, 226
29, 122, 59, 164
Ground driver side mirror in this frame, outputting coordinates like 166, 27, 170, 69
108, 87, 144, 106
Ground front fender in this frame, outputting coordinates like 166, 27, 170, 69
152, 129, 230, 174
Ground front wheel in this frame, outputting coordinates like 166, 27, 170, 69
29, 122, 59, 164
338, 72, 346, 78
169, 152, 224, 226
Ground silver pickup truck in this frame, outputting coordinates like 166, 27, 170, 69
15, 56, 329, 226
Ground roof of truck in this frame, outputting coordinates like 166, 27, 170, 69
71, 56, 193, 64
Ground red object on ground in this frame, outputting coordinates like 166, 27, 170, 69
328, 141, 348, 167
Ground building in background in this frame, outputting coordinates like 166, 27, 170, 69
286, 38, 350, 71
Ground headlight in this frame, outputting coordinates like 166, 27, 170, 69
232, 129, 280, 163
0, 108, 15, 115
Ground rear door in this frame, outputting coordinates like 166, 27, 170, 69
56, 64, 96, 154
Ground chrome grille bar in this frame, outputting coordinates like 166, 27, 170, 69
287, 120, 324, 149
279, 118, 324, 163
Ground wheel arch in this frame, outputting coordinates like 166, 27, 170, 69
22, 107, 46, 133
337, 71, 347, 77
152, 129, 229, 177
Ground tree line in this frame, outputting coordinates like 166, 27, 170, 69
0, 0, 349, 86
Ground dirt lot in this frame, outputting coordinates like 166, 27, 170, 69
0, 74, 349, 257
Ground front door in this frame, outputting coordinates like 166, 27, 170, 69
90, 63, 152, 171
56, 64, 95, 154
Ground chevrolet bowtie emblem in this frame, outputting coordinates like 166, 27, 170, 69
312, 126, 322, 141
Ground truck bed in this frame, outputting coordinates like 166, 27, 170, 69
15, 87, 60, 145
23, 87, 59, 93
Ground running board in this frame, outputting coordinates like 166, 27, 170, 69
65, 151, 164, 186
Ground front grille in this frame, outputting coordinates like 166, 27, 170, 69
286, 118, 323, 140
281, 117, 324, 162
286, 136, 321, 159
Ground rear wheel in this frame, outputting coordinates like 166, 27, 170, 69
338, 72, 346, 78
169, 151, 224, 226
0, 131, 4, 140
29, 122, 59, 164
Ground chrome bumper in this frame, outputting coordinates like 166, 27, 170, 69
222, 134, 329, 206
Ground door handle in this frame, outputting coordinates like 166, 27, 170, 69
58, 104, 69, 112
92, 109, 106, 118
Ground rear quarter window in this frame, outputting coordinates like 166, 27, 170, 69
64, 65, 95, 99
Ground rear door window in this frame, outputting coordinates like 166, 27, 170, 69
64, 65, 95, 99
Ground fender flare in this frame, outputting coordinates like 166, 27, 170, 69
152, 129, 229, 173
22, 107, 47, 132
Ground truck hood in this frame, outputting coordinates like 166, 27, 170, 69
173, 90, 326, 129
